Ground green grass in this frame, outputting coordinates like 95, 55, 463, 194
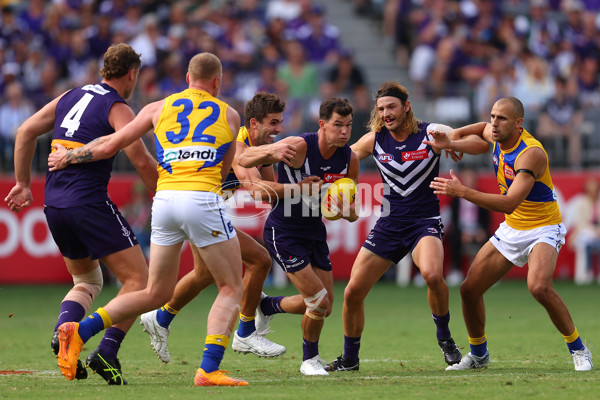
0, 280, 598, 399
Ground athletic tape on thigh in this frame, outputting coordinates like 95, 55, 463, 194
304, 288, 327, 320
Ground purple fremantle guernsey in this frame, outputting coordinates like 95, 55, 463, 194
373, 122, 441, 220
266, 131, 352, 231
45, 83, 125, 208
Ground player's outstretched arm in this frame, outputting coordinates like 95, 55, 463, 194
233, 142, 320, 201
423, 122, 490, 157
237, 136, 304, 168
430, 147, 543, 215
350, 131, 375, 161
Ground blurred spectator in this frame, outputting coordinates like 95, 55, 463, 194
408, 2, 450, 97
21, 39, 45, 95
537, 75, 583, 168
129, 13, 166, 67
574, 6, 599, 59
111, 0, 144, 41
385, 0, 413, 68
474, 54, 515, 121
66, 29, 93, 87
526, 0, 560, 59
17, 0, 45, 37
86, 12, 115, 59
551, 38, 577, 78
96, 0, 128, 20
157, 51, 187, 98
0, 5, 27, 49
512, 55, 554, 115
560, 0, 589, 58
266, 0, 302, 22
29, 59, 62, 111
294, 4, 341, 64
576, 56, 600, 110
0, 60, 19, 94
569, 177, 600, 284
259, 38, 285, 66
0, 81, 34, 171
446, 167, 490, 286
277, 39, 319, 101
265, 15, 288, 56
231, 41, 261, 104
320, 48, 367, 102
429, 35, 466, 97
256, 62, 281, 94
286, 0, 314, 30
320, 48, 371, 139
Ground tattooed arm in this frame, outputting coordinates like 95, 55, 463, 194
48, 100, 163, 171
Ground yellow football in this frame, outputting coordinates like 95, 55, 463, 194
321, 177, 357, 221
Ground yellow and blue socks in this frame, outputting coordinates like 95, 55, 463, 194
78, 307, 113, 343
200, 334, 229, 373
563, 328, 585, 354
237, 313, 256, 338
469, 334, 488, 357
156, 303, 179, 328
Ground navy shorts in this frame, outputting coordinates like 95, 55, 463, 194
263, 224, 332, 273
362, 216, 444, 264
44, 201, 138, 260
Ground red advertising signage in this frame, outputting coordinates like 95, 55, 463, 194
0, 172, 596, 283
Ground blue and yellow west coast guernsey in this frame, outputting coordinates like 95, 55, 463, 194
220, 126, 252, 196
492, 128, 562, 230
154, 88, 234, 193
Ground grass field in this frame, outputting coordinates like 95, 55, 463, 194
1, 280, 598, 399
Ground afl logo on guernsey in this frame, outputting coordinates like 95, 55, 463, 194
377, 153, 394, 163
493, 154, 499, 166
163, 145, 216, 163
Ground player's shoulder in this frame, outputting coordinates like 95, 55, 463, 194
281, 135, 306, 148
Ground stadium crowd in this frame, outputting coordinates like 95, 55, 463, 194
375, 0, 600, 168
0, 0, 369, 173
0, 0, 600, 172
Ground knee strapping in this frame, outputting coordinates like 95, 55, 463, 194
65, 267, 103, 312
304, 288, 328, 320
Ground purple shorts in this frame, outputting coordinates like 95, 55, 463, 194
263, 224, 332, 273
362, 216, 444, 264
44, 201, 138, 260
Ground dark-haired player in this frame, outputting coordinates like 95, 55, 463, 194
238, 97, 360, 375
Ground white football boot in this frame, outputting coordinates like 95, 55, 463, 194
140, 310, 171, 363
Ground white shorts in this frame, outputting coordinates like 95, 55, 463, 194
490, 222, 566, 267
151, 190, 236, 248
